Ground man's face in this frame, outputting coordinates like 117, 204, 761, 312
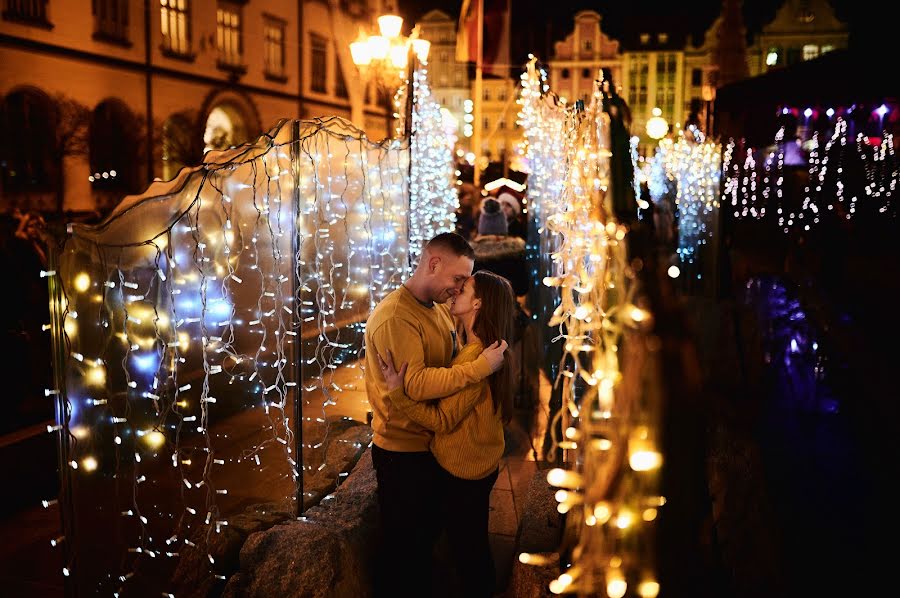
428, 253, 474, 304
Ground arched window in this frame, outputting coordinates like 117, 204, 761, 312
0, 88, 58, 193
162, 111, 202, 181
89, 99, 140, 192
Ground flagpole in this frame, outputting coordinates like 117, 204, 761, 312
473, 0, 483, 188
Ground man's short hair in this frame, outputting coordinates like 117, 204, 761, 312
424, 232, 475, 260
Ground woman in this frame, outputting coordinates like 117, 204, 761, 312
378, 270, 516, 598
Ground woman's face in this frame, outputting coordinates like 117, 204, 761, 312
449, 277, 480, 319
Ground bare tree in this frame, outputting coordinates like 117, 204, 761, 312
51, 93, 90, 214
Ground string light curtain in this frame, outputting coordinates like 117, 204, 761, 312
45, 117, 409, 595
517, 58, 663, 597
395, 64, 459, 266
722, 119, 897, 232
655, 128, 722, 281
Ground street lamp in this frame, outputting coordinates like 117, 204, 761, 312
349, 14, 430, 89
646, 107, 669, 140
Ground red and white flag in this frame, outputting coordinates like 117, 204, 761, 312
456, 0, 511, 77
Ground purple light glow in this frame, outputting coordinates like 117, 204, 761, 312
876, 104, 889, 117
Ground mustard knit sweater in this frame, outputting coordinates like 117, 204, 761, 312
387, 341, 505, 480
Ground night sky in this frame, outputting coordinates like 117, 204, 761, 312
396, 0, 890, 65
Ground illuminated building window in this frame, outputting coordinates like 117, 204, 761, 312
640, 33, 650, 45
93, 0, 129, 43
766, 48, 779, 66
160, 0, 190, 57
821, 45, 834, 54
216, 3, 243, 68
802, 44, 819, 61
310, 34, 327, 93
658, 33, 668, 44
203, 105, 248, 153
263, 16, 286, 79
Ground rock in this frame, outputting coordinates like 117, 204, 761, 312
223, 450, 379, 598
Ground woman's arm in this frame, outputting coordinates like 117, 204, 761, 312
386, 381, 486, 433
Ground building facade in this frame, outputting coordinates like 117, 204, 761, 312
748, 0, 847, 76
548, 2, 848, 151
0, 0, 395, 216
415, 8, 522, 167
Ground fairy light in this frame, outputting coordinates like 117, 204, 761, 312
724, 116, 898, 231
652, 128, 721, 280
47, 116, 413, 593
396, 64, 458, 266
518, 57, 663, 596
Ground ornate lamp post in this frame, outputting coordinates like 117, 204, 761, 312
349, 14, 430, 136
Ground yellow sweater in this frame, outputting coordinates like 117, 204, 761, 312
365, 285, 493, 452
387, 341, 505, 480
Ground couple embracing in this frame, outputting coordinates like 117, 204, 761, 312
364, 232, 517, 598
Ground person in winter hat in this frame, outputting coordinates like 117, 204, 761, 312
477, 198, 509, 236
496, 191, 526, 239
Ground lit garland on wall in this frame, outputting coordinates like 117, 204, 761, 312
395, 63, 459, 266
518, 58, 663, 597
722, 118, 898, 232
44, 117, 409, 594
655, 128, 721, 273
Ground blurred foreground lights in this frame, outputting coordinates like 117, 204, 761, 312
81, 456, 98, 472
667, 265, 680, 278
607, 574, 627, 598
86, 364, 107, 387
73, 272, 91, 293
518, 552, 556, 566
638, 580, 661, 598
546, 468, 583, 489
143, 430, 166, 449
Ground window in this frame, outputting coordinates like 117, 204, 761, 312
691, 68, 702, 87
2, 0, 49, 25
454, 70, 464, 86
582, 68, 591, 79
656, 54, 677, 121
263, 16, 286, 79
89, 100, 139, 193
160, 0, 190, 56
0, 89, 57, 192
657, 33, 668, 44
821, 45, 834, 54
498, 118, 505, 130
627, 56, 649, 113
583, 39, 593, 52
802, 44, 819, 61
766, 49, 779, 66
640, 33, 650, 45
498, 87, 506, 101
483, 117, 490, 130
335, 55, 348, 98
561, 68, 570, 79
93, 0, 129, 43
310, 34, 327, 93
786, 47, 801, 65
483, 88, 490, 101
217, 3, 243, 68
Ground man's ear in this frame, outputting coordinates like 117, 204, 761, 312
428, 255, 441, 273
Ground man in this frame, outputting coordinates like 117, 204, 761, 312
364, 232, 508, 597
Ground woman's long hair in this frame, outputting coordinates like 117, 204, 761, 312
470, 270, 516, 424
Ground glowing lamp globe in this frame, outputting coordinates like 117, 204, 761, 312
646, 107, 668, 140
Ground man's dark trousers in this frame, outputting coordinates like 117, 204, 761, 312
372, 444, 443, 598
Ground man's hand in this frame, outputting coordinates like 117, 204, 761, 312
480, 340, 509, 373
